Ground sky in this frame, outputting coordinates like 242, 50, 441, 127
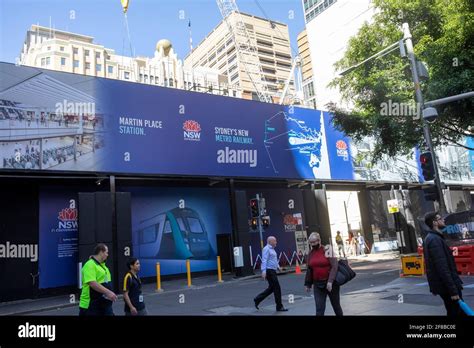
0, 0, 306, 63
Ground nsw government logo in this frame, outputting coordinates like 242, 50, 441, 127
56, 205, 78, 231
183, 120, 201, 141
336, 140, 349, 161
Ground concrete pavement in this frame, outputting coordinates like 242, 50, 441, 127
2, 254, 473, 316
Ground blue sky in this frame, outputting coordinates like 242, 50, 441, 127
0, 0, 306, 63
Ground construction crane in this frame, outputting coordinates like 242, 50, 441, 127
279, 56, 302, 105
216, 0, 273, 103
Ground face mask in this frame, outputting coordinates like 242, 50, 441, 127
311, 243, 320, 249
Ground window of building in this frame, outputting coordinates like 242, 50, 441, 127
60, 46, 65, 52
124, 71, 130, 80
96, 64, 102, 72
169, 78, 174, 87
73, 60, 79, 68
85, 62, 91, 69
73, 47, 78, 54
217, 45, 225, 55
150, 76, 154, 84
257, 40, 273, 48
40, 58, 45, 66
228, 54, 237, 64
262, 68, 276, 74
144, 75, 148, 83
275, 52, 291, 60
47, 46, 51, 51
95, 52, 101, 59
85, 50, 90, 56
106, 54, 111, 60
45, 57, 50, 65
230, 72, 239, 82
61, 57, 66, 66
108, 65, 113, 74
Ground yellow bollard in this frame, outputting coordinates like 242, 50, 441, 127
156, 262, 163, 292
217, 256, 224, 283
186, 259, 192, 287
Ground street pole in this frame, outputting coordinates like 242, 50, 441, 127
344, 201, 351, 236
256, 193, 264, 249
402, 23, 446, 214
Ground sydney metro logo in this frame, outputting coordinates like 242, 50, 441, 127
58, 208, 78, 229
183, 120, 201, 141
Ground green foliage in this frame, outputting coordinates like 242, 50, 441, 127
329, 0, 473, 160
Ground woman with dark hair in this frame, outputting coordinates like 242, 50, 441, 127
123, 258, 147, 316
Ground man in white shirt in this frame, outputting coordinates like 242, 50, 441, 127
253, 236, 288, 312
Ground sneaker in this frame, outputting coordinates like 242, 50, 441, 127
276, 307, 288, 312
254, 298, 260, 310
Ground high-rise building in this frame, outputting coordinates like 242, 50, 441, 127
297, 29, 316, 108
19, 25, 231, 96
184, 12, 295, 103
302, 0, 375, 108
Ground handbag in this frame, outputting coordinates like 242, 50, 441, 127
334, 259, 356, 286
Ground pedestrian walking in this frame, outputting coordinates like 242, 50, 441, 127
304, 232, 343, 316
357, 233, 366, 256
254, 236, 288, 312
423, 212, 466, 317
335, 231, 346, 258
123, 258, 147, 316
79, 243, 117, 316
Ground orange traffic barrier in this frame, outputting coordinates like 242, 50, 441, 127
295, 260, 302, 275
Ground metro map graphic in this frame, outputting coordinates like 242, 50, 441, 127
264, 110, 325, 178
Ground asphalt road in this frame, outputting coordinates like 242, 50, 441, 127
32, 258, 411, 316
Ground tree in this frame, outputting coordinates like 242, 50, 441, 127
328, 0, 473, 160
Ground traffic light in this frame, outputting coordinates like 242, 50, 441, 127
250, 218, 258, 230
262, 216, 270, 229
420, 151, 435, 181
423, 186, 439, 201
250, 198, 260, 218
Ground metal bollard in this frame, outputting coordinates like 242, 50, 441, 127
186, 259, 192, 287
217, 256, 224, 283
156, 262, 163, 292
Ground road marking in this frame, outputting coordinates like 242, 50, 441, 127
463, 283, 474, 288
415, 282, 428, 286
372, 269, 400, 275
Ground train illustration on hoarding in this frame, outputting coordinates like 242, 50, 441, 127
133, 207, 216, 260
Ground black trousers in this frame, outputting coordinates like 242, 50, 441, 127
439, 290, 467, 317
79, 305, 114, 316
313, 282, 343, 316
255, 269, 283, 309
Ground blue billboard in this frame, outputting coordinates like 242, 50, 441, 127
0, 62, 352, 180
39, 188, 79, 289
128, 187, 232, 277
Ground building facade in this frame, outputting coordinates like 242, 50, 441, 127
184, 12, 295, 103
297, 29, 316, 109
302, 0, 375, 109
19, 25, 229, 97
